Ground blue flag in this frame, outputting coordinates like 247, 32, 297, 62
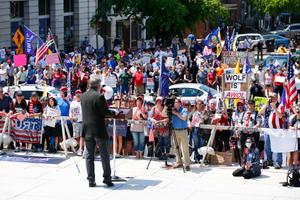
159, 56, 169, 97
204, 28, 220, 48
23, 25, 36, 56
229, 28, 235, 51
242, 57, 251, 74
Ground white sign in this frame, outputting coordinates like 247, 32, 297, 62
143, 54, 151, 64
230, 82, 241, 91
224, 74, 247, 83
44, 108, 60, 127
104, 75, 117, 88
0, 49, 5, 59
224, 91, 247, 99
274, 76, 285, 83
165, 57, 174, 67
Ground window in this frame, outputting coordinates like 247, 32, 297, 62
39, 0, 50, 16
291, 25, 300, 30
171, 88, 203, 97
64, 0, 74, 13
39, 18, 50, 41
10, 1, 24, 18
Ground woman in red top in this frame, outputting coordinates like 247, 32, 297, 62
52, 68, 65, 89
207, 68, 217, 89
150, 97, 169, 159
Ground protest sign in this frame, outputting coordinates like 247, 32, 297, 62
146, 78, 155, 90
106, 120, 127, 137
13, 54, 27, 67
222, 51, 255, 67
44, 108, 60, 127
45, 53, 60, 65
0, 49, 5, 59
165, 57, 174, 67
254, 96, 268, 111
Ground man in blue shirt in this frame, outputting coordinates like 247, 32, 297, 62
171, 98, 190, 171
56, 87, 73, 139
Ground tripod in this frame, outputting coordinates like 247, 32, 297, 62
146, 120, 186, 173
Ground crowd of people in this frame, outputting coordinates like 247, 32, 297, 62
0, 37, 300, 179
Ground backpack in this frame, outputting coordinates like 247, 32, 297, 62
283, 168, 300, 187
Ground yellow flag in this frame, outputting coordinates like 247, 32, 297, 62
42, 80, 47, 97
216, 28, 222, 57
48, 49, 53, 55
234, 59, 240, 74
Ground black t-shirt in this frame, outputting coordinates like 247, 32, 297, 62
0, 95, 13, 113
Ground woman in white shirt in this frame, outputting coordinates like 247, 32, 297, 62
43, 97, 61, 153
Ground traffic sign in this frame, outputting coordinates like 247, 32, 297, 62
12, 28, 25, 47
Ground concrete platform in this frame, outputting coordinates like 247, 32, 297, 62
0, 152, 299, 200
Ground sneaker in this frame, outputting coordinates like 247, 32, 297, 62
77, 149, 83, 156
14, 147, 20, 152
274, 164, 282, 169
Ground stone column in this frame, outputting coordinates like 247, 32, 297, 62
74, 0, 96, 47
0, 1, 11, 47
23, 0, 39, 35
50, 0, 64, 50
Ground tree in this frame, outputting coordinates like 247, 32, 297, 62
90, 0, 228, 46
252, 0, 300, 16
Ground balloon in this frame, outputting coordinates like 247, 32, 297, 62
2, 134, 13, 146
103, 86, 114, 100
198, 146, 215, 156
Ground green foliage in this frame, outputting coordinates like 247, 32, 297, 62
252, 0, 300, 16
90, 0, 228, 44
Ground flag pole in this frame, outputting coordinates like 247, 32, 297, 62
48, 28, 66, 71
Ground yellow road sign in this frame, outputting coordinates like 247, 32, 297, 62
16, 47, 23, 55
12, 28, 25, 47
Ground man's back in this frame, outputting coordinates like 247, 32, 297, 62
81, 89, 108, 139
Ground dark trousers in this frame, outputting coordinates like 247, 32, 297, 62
85, 137, 111, 183
232, 167, 255, 179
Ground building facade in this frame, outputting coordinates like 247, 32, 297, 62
0, 0, 144, 51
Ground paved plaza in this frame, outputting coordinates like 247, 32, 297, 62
0, 151, 299, 200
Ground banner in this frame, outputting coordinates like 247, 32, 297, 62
106, 120, 127, 137
13, 54, 27, 67
159, 57, 169, 97
263, 128, 299, 153
23, 25, 36, 56
11, 118, 43, 144
45, 53, 60, 65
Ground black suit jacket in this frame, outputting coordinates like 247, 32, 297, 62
81, 89, 115, 139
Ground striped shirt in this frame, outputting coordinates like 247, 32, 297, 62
264, 104, 284, 129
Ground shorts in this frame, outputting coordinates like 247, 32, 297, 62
135, 85, 144, 95
73, 122, 83, 138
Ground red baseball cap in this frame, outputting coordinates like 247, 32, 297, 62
60, 87, 68, 92
75, 89, 82, 94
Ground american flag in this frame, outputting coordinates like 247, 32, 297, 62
202, 45, 212, 56
286, 53, 297, 109
35, 35, 55, 64
10, 118, 42, 144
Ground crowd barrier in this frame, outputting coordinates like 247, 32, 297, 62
1, 117, 299, 162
